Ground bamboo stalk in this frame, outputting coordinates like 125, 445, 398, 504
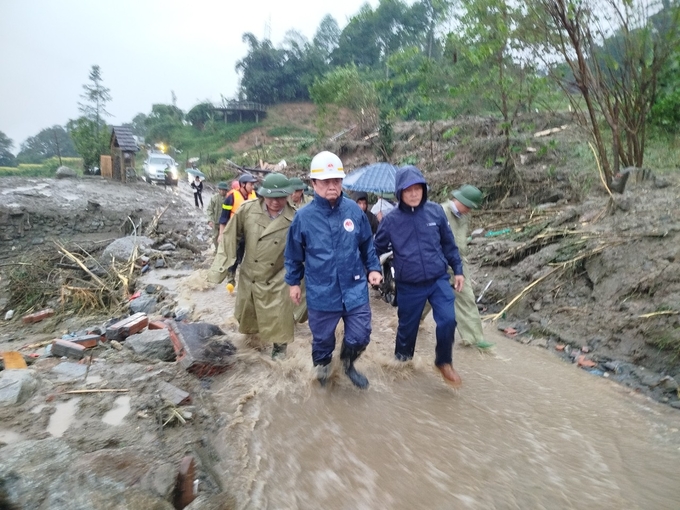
638, 311, 679, 319
63, 389, 129, 394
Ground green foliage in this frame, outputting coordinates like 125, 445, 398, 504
78, 65, 111, 130
266, 126, 314, 138
399, 155, 418, 165
376, 114, 395, 161
293, 154, 312, 169
0, 157, 83, 177
186, 102, 214, 130
66, 117, 109, 171
17, 125, 77, 164
0, 130, 16, 167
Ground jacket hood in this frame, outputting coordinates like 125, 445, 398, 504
395, 165, 428, 206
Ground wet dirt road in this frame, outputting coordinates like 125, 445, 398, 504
146, 268, 680, 510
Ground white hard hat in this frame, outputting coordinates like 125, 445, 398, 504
309, 151, 345, 180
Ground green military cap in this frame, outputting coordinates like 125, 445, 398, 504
452, 185, 483, 209
257, 173, 292, 198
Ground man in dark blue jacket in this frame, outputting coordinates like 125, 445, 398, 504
285, 151, 382, 389
374, 166, 465, 387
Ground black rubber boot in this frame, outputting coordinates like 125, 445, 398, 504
340, 344, 369, 389
316, 362, 331, 386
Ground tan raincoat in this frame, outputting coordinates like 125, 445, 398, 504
207, 198, 295, 344
441, 201, 484, 345
206, 192, 223, 249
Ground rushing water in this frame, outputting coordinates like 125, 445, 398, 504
145, 267, 680, 509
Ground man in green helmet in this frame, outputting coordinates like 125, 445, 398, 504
208, 173, 296, 359
421, 184, 492, 350
287, 177, 313, 210
443, 185, 493, 350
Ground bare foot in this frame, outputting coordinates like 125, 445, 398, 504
437, 363, 462, 388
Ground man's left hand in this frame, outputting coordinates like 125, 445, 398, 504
454, 275, 464, 293
368, 271, 382, 286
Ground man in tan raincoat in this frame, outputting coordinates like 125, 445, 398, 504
421, 184, 493, 350
208, 173, 296, 359
442, 185, 493, 349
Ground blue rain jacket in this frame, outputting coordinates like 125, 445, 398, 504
285, 193, 381, 312
374, 165, 463, 284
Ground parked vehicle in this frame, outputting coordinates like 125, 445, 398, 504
143, 153, 178, 185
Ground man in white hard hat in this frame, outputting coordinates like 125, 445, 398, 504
285, 151, 382, 388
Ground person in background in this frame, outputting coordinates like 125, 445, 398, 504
374, 166, 464, 387
191, 175, 203, 208
285, 151, 382, 388
441, 185, 493, 350
371, 196, 395, 221
207, 182, 230, 251
352, 191, 379, 235
288, 177, 313, 210
209, 173, 296, 359
219, 173, 258, 286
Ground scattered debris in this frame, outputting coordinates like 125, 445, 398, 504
105, 313, 150, 341
1, 351, 28, 369
22, 308, 55, 324
51, 339, 86, 359
168, 322, 236, 377
159, 381, 191, 406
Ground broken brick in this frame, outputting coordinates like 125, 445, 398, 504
69, 334, 100, 349
159, 381, 191, 406
105, 313, 149, 341
174, 456, 196, 509
148, 320, 169, 330
577, 355, 597, 368
503, 327, 518, 337
51, 339, 86, 359
168, 321, 235, 378
555, 344, 566, 351
22, 308, 55, 324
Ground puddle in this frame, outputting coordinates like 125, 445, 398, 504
47, 398, 80, 438
85, 374, 102, 384
0, 428, 24, 445
30, 404, 47, 414
102, 395, 131, 426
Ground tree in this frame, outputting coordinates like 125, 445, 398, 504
144, 104, 185, 143
78, 65, 111, 137
0, 131, 17, 167
66, 117, 109, 171
236, 33, 286, 104
186, 102, 215, 130
17, 125, 77, 164
313, 14, 341, 59
125, 113, 149, 138
460, 0, 544, 194
526, 0, 680, 187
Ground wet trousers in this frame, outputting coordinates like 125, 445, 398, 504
307, 302, 372, 366
396, 275, 456, 366
194, 192, 203, 207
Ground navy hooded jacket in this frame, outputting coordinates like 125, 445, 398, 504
285, 193, 381, 312
374, 166, 463, 284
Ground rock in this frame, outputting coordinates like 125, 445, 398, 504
155, 258, 165, 268
55, 166, 77, 179
532, 301, 541, 312
130, 295, 157, 314
145, 284, 159, 294
670, 401, 680, 410
174, 307, 191, 322
51, 362, 88, 382
471, 228, 485, 238
533, 338, 548, 348
0, 439, 175, 510
101, 236, 155, 265
603, 361, 621, 373
527, 313, 542, 323
657, 376, 679, 393
0, 369, 38, 406
140, 462, 177, 499
126, 329, 175, 361
157, 243, 176, 251
639, 373, 663, 388
4, 309, 14, 320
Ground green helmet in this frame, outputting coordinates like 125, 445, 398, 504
257, 173, 292, 198
217, 181, 230, 190
289, 177, 306, 191
452, 185, 483, 209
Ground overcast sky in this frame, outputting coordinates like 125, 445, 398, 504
0, 0, 376, 152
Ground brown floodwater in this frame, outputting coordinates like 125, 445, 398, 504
144, 268, 680, 510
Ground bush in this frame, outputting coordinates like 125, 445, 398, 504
0, 157, 83, 177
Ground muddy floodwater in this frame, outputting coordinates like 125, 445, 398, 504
145, 268, 680, 509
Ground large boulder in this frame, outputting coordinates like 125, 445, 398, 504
55, 166, 78, 179
126, 329, 175, 362
100, 236, 155, 265
0, 369, 38, 407
0, 439, 175, 510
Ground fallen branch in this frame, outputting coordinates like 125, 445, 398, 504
63, 389, 129, 394
485, 267, 562, 322
55, 241, 111, 291
146, 205, 169, 235
638, 311, 679, 319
